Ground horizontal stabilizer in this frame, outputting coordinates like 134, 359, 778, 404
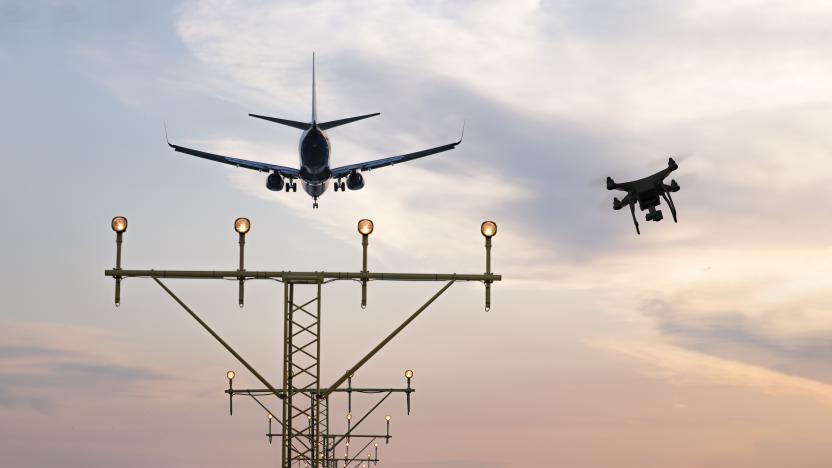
318, 112, 380, 130
249, 114, 311, 130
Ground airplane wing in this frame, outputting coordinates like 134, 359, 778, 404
168, 141, 301, 178
330, 134, 462, 179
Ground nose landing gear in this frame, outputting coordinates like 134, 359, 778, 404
313, 196, 319, 209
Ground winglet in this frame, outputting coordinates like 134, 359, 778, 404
163, 121, 173, 148
457, 120, 466, 144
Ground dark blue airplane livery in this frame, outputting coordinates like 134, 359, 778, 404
168, 54, 463, 208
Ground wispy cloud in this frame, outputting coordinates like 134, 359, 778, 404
590, 339, 832, 407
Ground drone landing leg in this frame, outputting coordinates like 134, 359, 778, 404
629, 202, 640, 235
661, 190, 677, 223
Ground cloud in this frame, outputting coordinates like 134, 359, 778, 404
590, 339, 832, 407
0, 322, 168, 411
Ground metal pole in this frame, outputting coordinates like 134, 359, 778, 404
238, 232, 245, 307
485, 236, 492, 312
324, 280, 455, 398
114, 231, 123, 306
361, 234, 368, 309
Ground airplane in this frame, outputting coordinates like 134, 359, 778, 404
606, 157, 681, 234
166, 54, 463, 208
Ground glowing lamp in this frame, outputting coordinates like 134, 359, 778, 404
481, 221, 497, 238
357, 219, 374, 236
234, 217, 251, 234
111, 216, 128, 233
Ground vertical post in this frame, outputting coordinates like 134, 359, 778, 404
238, 232, 245, 307
361, 234, 368, 308
234, 218, 250, 307
282, 282, 291, 468
480, 221, 497, 312
485, 235, 491, 312
357, 219, 374, 309
115, 231, 123, 306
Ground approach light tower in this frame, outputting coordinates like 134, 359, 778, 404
105, 216, 501, 468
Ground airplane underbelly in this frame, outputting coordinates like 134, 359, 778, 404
303, 180, 329, 197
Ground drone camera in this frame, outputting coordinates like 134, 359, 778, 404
646, 210, 663, 222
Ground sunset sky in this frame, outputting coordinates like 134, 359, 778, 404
2, 1, 832, 467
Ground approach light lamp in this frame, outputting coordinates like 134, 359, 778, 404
385, 414, 391, 443
482, 221, 497, 312
267, 413, 273, 444
358, 219, 373, 309
235, 218, 250, 308
234, 217, 251, 234
111, 216, 128, 307
227, 370, 236, 415
404, 369, 414, 415
481, 220, 497, 238
111, 216, 128, 233
346, 413, 352, 421
357, 218, 374, 236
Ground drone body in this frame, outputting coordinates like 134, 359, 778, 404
606, 158, 681, 234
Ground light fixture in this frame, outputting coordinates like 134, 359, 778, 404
234, 217, 251, 234
481, 221, 497, 238
404, 369, 413, 379
268, 413, 273, 420
346, 413, 352, 421
357, 219, 374, 236
227, 370, 236, 380
111, 216, 128, 233
385, 415, 391, 422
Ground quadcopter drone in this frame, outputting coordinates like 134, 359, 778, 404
606, 157, 680, 234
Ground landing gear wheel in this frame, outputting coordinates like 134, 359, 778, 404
340, 181, 346, 191
292, 182, 298, 192
285, 184, 290, 192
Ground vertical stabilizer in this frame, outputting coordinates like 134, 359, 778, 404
312, 52, 317, 123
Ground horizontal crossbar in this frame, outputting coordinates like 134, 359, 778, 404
105, 269, 500, 282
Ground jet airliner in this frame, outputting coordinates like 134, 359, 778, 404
167, 55, 463, 208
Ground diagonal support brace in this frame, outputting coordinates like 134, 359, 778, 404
153, 277, 282, 400
324, 280, 455, 398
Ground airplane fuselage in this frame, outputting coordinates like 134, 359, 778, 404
298, 125, 331, 198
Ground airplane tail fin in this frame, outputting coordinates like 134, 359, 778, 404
318, 112, 380, 130
312, 52, 317, 123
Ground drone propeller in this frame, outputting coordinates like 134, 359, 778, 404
649, 151, 694, 167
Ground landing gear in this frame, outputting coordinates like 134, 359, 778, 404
313, 196, 319, 209
334, 180, 346, 192
340, 181, 345, 191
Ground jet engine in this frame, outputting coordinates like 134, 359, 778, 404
346, 171, 365, 190
266, 173, 284, 191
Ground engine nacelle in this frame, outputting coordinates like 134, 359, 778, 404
266, 173, 284, 191
346, 171, 364, 191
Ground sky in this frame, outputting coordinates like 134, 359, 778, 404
1, 0, 832, 467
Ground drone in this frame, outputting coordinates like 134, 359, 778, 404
606, 157, 680, 234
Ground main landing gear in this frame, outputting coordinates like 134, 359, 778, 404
333, 179, 346, 192
284, 181, 298, 192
